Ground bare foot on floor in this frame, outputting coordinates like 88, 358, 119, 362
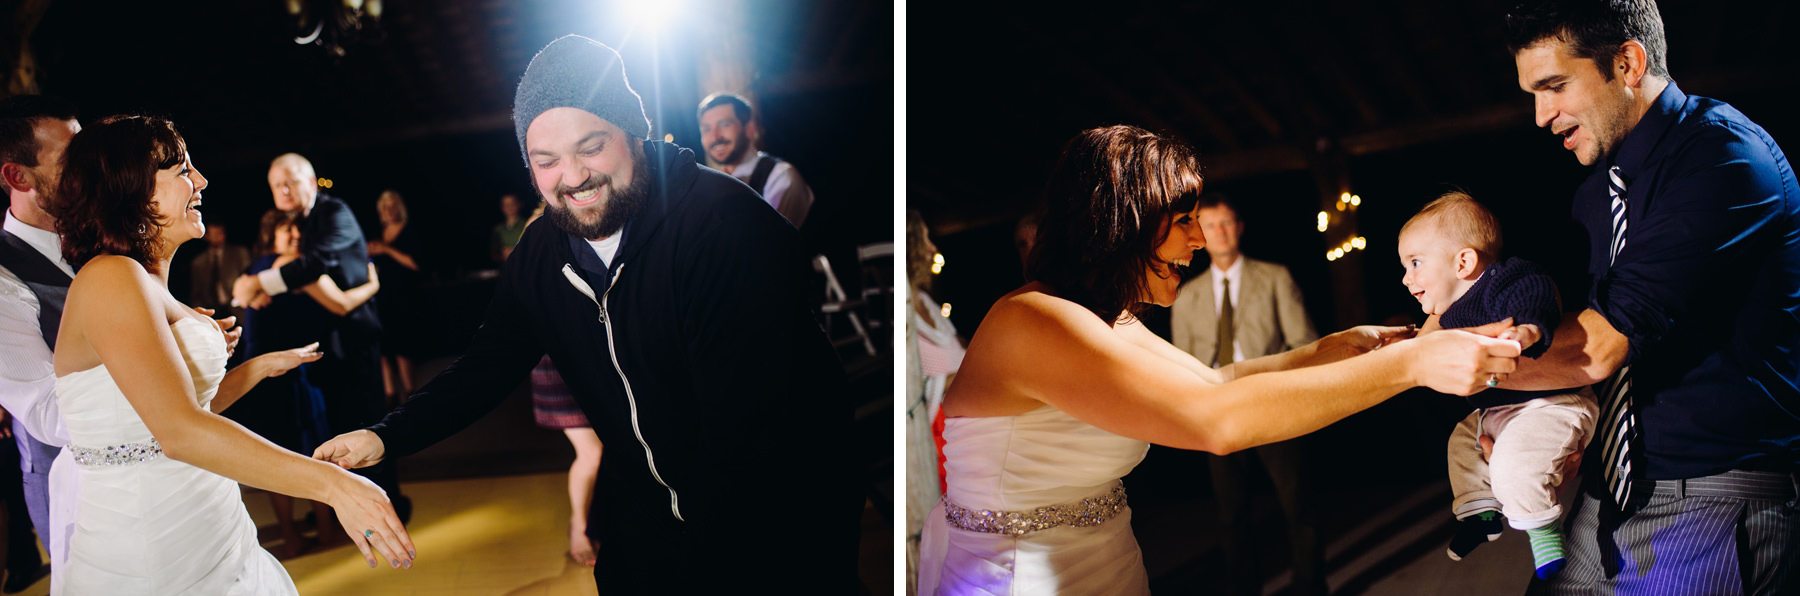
569, 522, 597, 567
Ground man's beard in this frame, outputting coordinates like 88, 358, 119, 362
543, 152, 652, 240
707, 135, 748, 168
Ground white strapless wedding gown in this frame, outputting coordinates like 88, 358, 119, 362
917, 404, 1152, 595
54, 318, 297, 595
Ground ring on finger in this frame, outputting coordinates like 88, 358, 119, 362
365, 529, 374, 538
1486, 374, 1500, 388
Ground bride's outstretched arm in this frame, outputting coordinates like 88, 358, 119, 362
61, 257, 416, 569
956, 292, 1519, 455
210, 343, 323, 413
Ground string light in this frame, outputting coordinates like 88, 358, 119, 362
940, 303, 953, 318
664, 133, 674, 143
1323, 192, 1371, 261
318, 178, 333, 189
931, 253, 945, 275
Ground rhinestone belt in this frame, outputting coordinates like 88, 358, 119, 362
943, 483, 1128, 536
69, 439, 164, 467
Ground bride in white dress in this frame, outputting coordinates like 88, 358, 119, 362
47, 115, 414, 594
916, 125, 1524, 595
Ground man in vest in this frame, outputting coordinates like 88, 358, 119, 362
696, 92, 815, 228
0, 94, 79, 593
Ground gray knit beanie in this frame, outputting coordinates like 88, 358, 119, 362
513, 35, 651, 164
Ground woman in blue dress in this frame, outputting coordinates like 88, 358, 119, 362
226, 208, 381, 557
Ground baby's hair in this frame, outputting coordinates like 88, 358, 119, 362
1401, 191, 1503, 262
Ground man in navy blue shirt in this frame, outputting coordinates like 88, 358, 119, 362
1498, 1, 1800, 594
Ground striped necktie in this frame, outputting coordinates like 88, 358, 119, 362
1597, 165, 1640, 512
1609, 166, 1629, 264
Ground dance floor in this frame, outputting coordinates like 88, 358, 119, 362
3, 346, 894, 596
259, 473, 602, 595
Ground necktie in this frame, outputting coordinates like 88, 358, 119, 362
1597, 165, 1640, 512
1215, 278, 1235, 366
1609, 166, 1629, 264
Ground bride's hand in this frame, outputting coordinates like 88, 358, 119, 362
255, 343, 323, 378
193, 307, 242, 357
1404, 330, 1521, 396
315, 429, 387, 469
1314, 324, 1417, 363
326, 472, 415, 569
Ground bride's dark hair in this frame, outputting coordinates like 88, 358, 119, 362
50, 115, 187, 273
1026, 125, 1204, 323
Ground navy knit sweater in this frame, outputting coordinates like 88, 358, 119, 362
1437, 257, 1572, 408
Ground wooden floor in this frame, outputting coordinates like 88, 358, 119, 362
4, 346, 895, 595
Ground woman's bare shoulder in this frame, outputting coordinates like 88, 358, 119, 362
70, 256, 149, 291
981, 284, 1111, 342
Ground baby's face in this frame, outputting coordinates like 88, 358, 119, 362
1397, 228, 1466, 316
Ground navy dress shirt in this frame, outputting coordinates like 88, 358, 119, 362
1577, 83, 1800, 480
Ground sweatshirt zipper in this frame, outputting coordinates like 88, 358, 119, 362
561, 264, 685, 521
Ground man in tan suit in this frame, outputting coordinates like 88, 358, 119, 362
189, 226, 250, 322
1171, 193, 1327, 596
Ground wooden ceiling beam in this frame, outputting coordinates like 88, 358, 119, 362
1285, 8, 1383, 128
1070, 63, 1190, 145
1191, 50, 1285, 141
1149, 69, 1241, 152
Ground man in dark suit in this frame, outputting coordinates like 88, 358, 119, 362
232, 153, 408, 524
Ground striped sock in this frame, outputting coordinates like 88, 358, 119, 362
1526, 525, 1565, 579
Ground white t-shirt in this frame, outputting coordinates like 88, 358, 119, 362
588, 234, 622, 269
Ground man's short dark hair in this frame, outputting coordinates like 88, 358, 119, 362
0, 95, 79, 168
696, 92, 753, 125
1505, 0, 1669, 81
1196, 192, 1241, 219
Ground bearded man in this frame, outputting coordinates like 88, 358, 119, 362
314, 35, 859, 594
696, 92, 815, 228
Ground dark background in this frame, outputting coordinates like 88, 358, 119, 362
13, 0, 894, 357
910, 0, 1799, 337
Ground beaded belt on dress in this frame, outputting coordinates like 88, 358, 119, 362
943, 483, 1127, 536
69, 439, 163, 467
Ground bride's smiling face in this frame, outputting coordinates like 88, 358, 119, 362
149, 151, 208, 247
1143, 206, 1203, 307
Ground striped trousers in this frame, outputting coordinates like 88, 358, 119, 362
1528, 470, 1800, 595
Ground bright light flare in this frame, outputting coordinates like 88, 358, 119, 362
941, 303, 953, 318
931, 253, 945, 275
629, 0, 678, 28
1317, 211, 1329, 232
